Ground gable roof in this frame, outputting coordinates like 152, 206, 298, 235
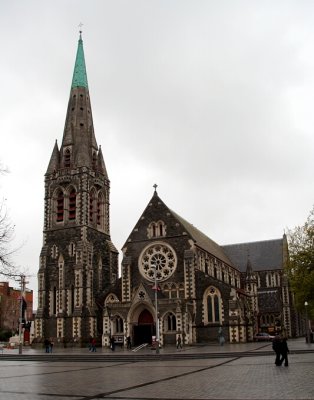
170, 209, 234, 267
222, 239, 284, 272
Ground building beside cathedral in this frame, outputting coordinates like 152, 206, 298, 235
34, 33, 118, 346
35, 34, 298, 347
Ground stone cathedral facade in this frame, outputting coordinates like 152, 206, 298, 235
35, 35, 298, 347
101, 189, 296, 347
34, 33, 118, 346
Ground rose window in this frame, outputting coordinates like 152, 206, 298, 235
139, 242, 177, 282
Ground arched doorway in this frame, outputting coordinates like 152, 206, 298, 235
133, 309, 154, 346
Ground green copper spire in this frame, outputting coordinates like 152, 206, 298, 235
71, 31, 88, 88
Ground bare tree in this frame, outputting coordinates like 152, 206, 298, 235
0, 164, 19, 278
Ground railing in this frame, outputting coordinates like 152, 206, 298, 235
131, 343, 148, 352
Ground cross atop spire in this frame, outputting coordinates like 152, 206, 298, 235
153, 183, 158, 194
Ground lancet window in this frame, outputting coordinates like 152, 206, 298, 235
56, 190, 64, 222
64, 148, 71, 168
203, 286, 222, 324
147, 220, 166, 238
166, 313, 177, 331
69, 188, 76, 220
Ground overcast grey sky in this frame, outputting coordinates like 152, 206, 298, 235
0, 1, 313, 307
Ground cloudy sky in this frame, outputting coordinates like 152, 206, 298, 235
0, 1, 313, 307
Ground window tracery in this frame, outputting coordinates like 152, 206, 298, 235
203, 286, 222, 324
139, 242, 177, 282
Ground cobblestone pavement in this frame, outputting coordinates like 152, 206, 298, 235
0, 339, 313, 400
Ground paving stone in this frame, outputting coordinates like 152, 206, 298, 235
0, 338, 312, 399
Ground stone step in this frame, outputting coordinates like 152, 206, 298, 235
0, 348, 312, 363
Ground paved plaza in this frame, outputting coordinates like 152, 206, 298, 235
0, 339, 313, 400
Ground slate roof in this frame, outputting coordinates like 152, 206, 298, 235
170, 209, 234, 267
222, 239, 284, 273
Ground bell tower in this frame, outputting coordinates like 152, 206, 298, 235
35, 32, 118, 346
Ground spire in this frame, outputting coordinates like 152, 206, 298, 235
245, 252, 257, 283
59, 33, 100, 170
97, 146, 108, 178
46, 140, 60, 174
246, 257, 253, 275
71, 31, 88, 89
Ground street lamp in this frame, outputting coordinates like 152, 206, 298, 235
151, 266, 159, 354
18, 274, 27, 355
304, 301, 311, 344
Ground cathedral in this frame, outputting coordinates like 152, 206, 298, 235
35, 34, 297, 347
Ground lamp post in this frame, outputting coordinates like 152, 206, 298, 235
151, 266, 159, 354
18, 274, 27, 355
304, 301, 311, 344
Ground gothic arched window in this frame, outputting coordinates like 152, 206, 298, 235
69, 188, 76, 220
89, 189, 96, 224
97, 192, 105, 229
167, 313, 177, 331
53, 287, 57, 315
179, 284, 185, 298
147, 220, 166, 239
64, 148, 71, 168
170, 284, 177, 299
115, 317, 124, 333
51, 244, 58, 259
92, 152, 97, 169
69, 242, 75, 257
70, 285, 74, 314
56, 190, 64, 222
204, 286, 222, 324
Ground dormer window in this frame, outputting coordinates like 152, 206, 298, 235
147, 220, 166, 238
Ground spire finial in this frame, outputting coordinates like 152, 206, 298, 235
153, 183, 158, 193
79, 22, 83, 40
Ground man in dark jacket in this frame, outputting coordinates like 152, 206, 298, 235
279, 337, 289, 367
272, 333, 281, 366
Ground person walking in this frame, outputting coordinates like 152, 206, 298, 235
272, 333, 281, 366
110, 336, 115, 351
127, 336, 132, 349
49, 338, 54, 353
88, 337, 93, 352
44, 338, 50, 353
176, 334, 182, 349
91, 338, 97, 352
279, 337, 289, 366
218, 327, 225, 346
